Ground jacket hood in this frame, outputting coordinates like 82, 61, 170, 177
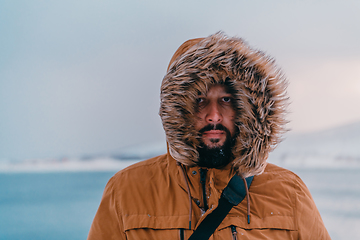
159, 32, 288, 177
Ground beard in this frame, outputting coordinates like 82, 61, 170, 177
197, 124, 236, 169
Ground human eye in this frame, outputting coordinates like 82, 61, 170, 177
196, 98, 204, 104
222, 97, 232, 103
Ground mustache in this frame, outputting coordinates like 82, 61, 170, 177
199, 124, 227, 134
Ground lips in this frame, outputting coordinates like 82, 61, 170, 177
202, 130, 225, 138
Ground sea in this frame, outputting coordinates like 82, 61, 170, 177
0, 165, 359, 240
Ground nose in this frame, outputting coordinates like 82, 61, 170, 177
205, 103, 222, 124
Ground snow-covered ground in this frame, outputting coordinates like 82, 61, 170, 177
269, 121, 360, 169
1, 121, 359, 172
0, 142, 167, 172
0, 157, 141, 172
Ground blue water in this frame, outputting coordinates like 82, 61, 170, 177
0, 168, 359, 239
0, 172, 116, 240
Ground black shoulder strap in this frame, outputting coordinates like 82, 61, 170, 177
188, 174, 254, 240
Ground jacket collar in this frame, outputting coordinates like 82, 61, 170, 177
166, 151, 236, 202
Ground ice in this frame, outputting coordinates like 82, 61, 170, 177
0, 141, 166, 173
0, 157, 141, 173
269, 121, 360, 169
1, 121, 360, 172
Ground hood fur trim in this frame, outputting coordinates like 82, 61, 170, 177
160, 32, 288, 177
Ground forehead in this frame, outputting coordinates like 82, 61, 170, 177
199, 84, 232, 96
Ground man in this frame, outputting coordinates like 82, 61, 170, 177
88, 33, 331, 239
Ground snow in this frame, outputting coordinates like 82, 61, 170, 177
269, 121, 360, 169
1, 121, 360, 172
0, 157, 141, 173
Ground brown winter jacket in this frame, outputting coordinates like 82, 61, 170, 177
88, 33, 330, 239
87, 152, 330, 239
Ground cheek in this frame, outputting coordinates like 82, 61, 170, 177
224, 109, 235, 121
224, 113, 236, 134
194, 114, 205, 130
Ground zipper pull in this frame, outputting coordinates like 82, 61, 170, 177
230, 225, 237, 240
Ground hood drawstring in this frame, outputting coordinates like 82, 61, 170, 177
177, 162, 192, 230
240, 174, 251, 224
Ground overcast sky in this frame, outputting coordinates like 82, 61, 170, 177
1, 0, 360, 160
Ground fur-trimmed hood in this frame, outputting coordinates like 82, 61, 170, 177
160, 32, 287, 177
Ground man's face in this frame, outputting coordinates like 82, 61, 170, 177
195, 84, 236, 149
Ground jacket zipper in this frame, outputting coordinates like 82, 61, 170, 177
231, 225, 237, 240
199, 168, 208, 211
179, 228, 184, 240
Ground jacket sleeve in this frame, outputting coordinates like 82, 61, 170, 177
295, 176, 331, 240
87, 176, 126, 240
